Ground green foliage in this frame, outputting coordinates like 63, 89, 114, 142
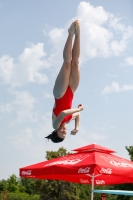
0, 191, 40, 200
126, 146, 133, 161
110, 145, 133, 200
113, 183, 133, 200
77, 184, 91, 200
92, 185, 117, 200
0, 180, 8, 192
77, 184, 118, 200
1, 146, 133, 200
45, 147, 70, 160
7, 174, 20, 193
40, 180, 79, 200
20, 178, 36, 195
0, 174, 22, 194
44, 147, 79, 200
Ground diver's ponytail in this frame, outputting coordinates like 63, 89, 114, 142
45, 133, 52, 140
45, 130, 64, 143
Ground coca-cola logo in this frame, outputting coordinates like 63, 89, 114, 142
45, 155, 90, 166
22, 170, 32, 175
80, 179, 89, 183
78, 167, 90, 173
101, 156, 133, 168
96, 180, 105, 185
100, 167, 112, 174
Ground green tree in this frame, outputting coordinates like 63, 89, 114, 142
45, 147, 69, 160
7, 174, 20, 193
77, 184, 91, 200
40, 147, 79, 200
20, 178, 36, 195
1, 145, 133, 200
0, 191, 40, 200
112, 145, 133, 200
0, 179, 8, 192
126, 146, 133, 161
40, 180, 79, 200
0, 176, 42, 199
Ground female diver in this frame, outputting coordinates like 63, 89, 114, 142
45, 20, 83, 143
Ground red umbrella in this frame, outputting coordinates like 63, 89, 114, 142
20, 144, 133, 200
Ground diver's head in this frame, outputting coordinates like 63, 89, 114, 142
45, 124, 67, 143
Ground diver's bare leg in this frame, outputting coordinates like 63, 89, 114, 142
53, 22, 76, 99
69, 21, 80, 93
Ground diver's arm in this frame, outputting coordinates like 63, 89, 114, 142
53, 105, 83, 130
71, 112, 80, 135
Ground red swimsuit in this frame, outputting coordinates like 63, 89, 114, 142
53, 86, 74, 125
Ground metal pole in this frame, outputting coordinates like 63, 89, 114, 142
91, 173, 94, 200
86, 173, 101, 200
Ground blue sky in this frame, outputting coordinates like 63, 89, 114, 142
0, 0, 133, 180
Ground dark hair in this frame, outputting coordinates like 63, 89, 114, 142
45, 130, 64, 143
101, 193, 106, 198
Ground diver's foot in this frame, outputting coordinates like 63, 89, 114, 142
68, 21, 76, 36
75, 20, 80, 36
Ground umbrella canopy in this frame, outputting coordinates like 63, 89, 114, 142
19, 143, 133, 185
72, 143, 116, 153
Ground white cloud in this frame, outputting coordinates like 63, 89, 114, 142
43, 1, 133, 65
7, 128, 33, 150
0, 55, 14, 84
106, 73, 117, 78
1, 2, 133, 87
11, 90, 38, 122
0, 89, 39, 123
110, 125, 116, 129
76, 2, 133, 58
14, 92, 37, 122
43, 91, 53, 99
37, 112, 52, 138
46, 28, 66, 70
125, 56, 133, 66
18, 43, 50, 84
102, 81, 133, 95
0, 103, 13, 113
0, 43, 50, 87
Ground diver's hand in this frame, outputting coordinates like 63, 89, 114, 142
78, 104, 84, 111
71, 129, 78, 135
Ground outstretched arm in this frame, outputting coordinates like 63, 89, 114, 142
71, 112, 80, 135
53, 105, 83, 129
